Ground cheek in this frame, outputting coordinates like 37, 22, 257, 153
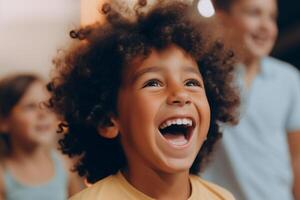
270, 24, 278, 39
196, 98, 211, 132
226, 20, 250, 47
117, 92, 160, 135
20, 114, 36, 128
233, 16, 256, 36
117, 94, 158, 157
11, 113, 31, 126
240, 22, 255, 37
47, 113, 59, 125
7, 116, 32, 138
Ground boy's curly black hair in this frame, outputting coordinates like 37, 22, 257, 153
48, 0, 240, 183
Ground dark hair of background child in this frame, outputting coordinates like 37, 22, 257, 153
211, 0, 236, 11
47, 1, 240, 183
0, 74, 40, 156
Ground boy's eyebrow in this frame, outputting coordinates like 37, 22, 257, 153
131, 65, 203, 82
183, 66, 201, 75
183, 66, 204, 80
131, 66, 163, 82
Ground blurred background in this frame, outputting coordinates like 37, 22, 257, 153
0, 0, 80, 79
0, 0, 299, 79
273, 0, 300, 69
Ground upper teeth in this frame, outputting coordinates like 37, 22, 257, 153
159, 118, 193, 129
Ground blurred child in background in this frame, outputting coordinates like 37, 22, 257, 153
0, 74, 82, 200
203, 0, 300, 199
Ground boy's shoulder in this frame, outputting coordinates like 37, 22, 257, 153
69, 171, 153, 200
70, 172, 235, 200
189, 175, 235, 200
69, 174, 116, 200
263, 56, 299, 78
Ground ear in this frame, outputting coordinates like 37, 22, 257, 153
97, 117, 120, 139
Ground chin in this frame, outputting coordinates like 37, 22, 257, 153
247, 45, 274, 59
161, 158, 194, 174
245, 49, 270, 61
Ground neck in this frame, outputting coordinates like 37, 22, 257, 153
244, 56, 260, 69
8, 140, 50, 164
242, 57, 261, 88
123, 164, 190, 200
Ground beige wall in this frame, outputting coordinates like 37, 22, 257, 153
0, 0, 196, 80
80, 0, 176, 25
81, 0, 105, 25
0, 0, 80, 80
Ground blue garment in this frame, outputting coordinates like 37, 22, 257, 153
3, 151, 68, 200
202, 57, 300, 200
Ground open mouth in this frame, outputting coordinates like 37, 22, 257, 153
158, 118, 194, 146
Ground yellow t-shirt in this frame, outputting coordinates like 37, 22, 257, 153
70, 172, 235, 200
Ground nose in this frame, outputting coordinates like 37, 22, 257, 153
166, 85, 192, 106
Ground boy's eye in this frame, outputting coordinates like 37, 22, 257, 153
185, 79, 202, 87
142, 79, 163, 88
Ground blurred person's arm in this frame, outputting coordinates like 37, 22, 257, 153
288, 131, 300, 200
286, 69, 300, 200
61, 155, 85, 197
67, 166, 85, 197
54, 124, 85, 196
0, 164, 5, 200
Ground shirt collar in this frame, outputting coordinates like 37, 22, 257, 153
235, 57, 272, 80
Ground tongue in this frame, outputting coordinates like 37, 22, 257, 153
163, 133, 188, 146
